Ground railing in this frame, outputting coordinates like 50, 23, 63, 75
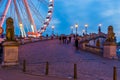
17, 36, 58, 45
85, 45, 103, 56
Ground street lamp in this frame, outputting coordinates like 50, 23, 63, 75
51, 25, 55, 35
85, 24, 88, 35
75, 23, 78, 36
71, 26, 73, 34
98, 23, 102, 27
82, 29, 85, 36
19, 23, 23, 38
98, 24, 102, 33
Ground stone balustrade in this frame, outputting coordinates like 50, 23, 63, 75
85, 45, 103, 56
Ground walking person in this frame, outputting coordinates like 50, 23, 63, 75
64, 36, 67, 44
59, 36, 62, 44
69, 36, 71, 43
62, 36, 64, 44
67, 36, 69, 44
75, 38, 79, 50
46, 34, 48, 39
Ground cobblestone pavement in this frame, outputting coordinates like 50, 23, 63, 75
0, 39, 120, 80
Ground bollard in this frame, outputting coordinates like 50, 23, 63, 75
113, 66, 117, 80
74, 64, 77, 79
23, 60, 26, 72
45, 62, 49, 75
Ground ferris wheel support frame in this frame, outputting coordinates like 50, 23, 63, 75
13, 0, 26, 37
23, 0, 37, 33
0, 0, 11, 27
0, 0, 54, 38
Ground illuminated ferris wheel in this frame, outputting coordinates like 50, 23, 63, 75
0, 0, 54, 37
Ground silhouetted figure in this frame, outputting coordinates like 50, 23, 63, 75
62, 36, 66, 44
51, 35, 53, 39
59, 36, 62, 44
73, 35, 75, 39
66, 37, 69, 44
69, 36, 71, 43
64, 36, 67, 44
62, 36, 64, 44
46, 34, 48, 38
75, 38, 79, 50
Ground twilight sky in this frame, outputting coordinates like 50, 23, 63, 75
46, 0, 120, 42
0, 0, 120, 41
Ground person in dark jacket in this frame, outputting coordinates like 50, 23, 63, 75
59, 36, 62, 44
69, 36, 71, 43
75, 38, 79, 49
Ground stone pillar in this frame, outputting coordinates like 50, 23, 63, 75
2, 41, 19, 66
103, 25, 117, 59
1, 17, 19, 66
103, 42, 117, 59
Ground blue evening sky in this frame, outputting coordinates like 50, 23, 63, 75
0, 0, 120, 42
47, 0, 120, 42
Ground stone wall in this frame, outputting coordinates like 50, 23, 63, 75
80, 44, 103, 56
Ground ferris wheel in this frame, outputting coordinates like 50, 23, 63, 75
0, 0, 54, 37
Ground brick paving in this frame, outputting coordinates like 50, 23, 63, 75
0, 39, 120, 80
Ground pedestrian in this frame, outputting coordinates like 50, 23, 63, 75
51, 35, 53, 39
75, 38, 79, 50
73, 34, 75, 40
67, 37, 69, 44
59, 36, 62, 44
69, 36, 71, 43
62, 36, 64, 44
64, 36, 67, 44
46, 34, 48, 39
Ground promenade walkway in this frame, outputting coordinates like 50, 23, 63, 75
0, 39, 120, 80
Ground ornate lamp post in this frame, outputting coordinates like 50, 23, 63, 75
19, 23, 23, 38
82, 29, 85, 36
85, 24, 88, 35
71, 26, 73, 34
51, 25, 55, 35
98, 24, 102, 33
98, 23, 102, 27
75, 23, 78, 36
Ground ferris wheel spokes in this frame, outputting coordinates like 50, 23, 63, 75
13, 0, 26, 37
28, 1, 44, 24
0, 0, 54, 38
0, 0, 11, 27
23, 0, 37, 33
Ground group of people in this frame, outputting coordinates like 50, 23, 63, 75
59, 35, 72, 44
59, 35, 79, 50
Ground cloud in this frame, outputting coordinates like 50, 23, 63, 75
53, 0, 120, 41
100, 9, 120, 17
55, 0, 94, 24
51, 18, 61, 25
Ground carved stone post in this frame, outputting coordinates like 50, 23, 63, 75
103, 25, 117, 59
2, 17, 19, 66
